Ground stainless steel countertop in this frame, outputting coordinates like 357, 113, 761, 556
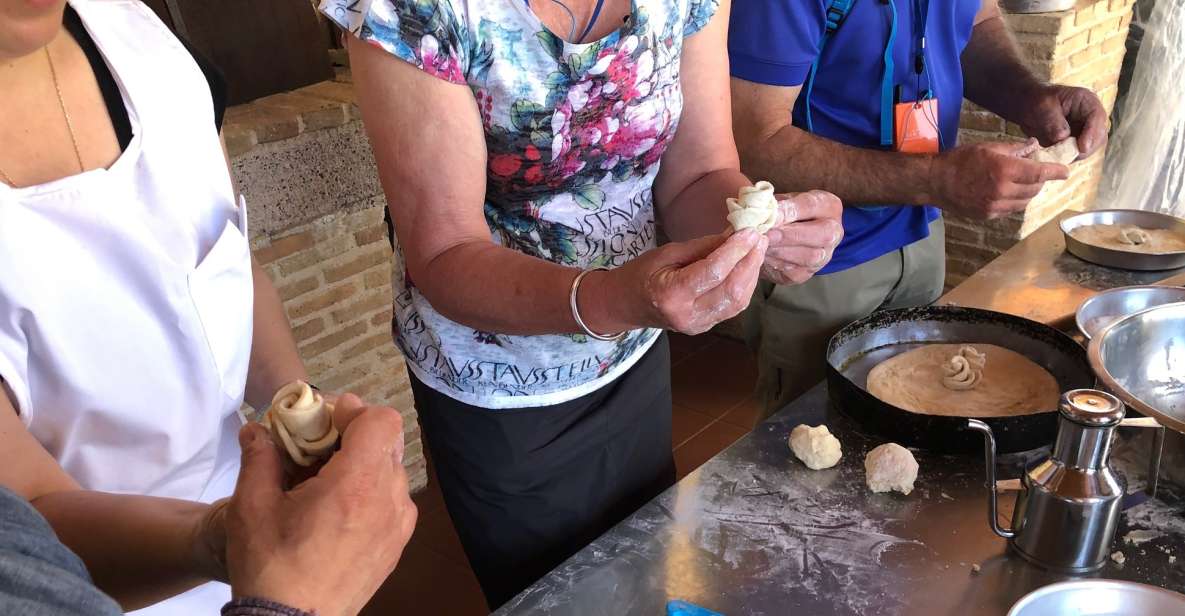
497, 215, 1185, 616
497, 387, 1185, 616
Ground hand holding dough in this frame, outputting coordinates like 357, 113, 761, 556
726, 181, 779, 233
865, 443, 919, 495
789, 424, 842, 470
263, 381, 339, 467
1028, 138, 1080, 166
942, 345, 987, 391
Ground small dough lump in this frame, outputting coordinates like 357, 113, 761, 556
1028, 138, 1080, 165
865, 443, 919, 495
942, 346, 987, 391
789, 424, 842, 470
726, 181, 778, 233
1119, 226, 1150, 246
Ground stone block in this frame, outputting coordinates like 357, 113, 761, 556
1003, 11, 1072, 36
300, 320, 369, 358
288, 282, 359, 321
223, 104, 301, 145
331, 290, 392, 325
325, 246, 392, 283
277, 276, 320, 301
292, 317, 327, 343
343, 332, 394, 359
355, 224, 388, 246
253, 230, 315, 265
234, 122, 382, 236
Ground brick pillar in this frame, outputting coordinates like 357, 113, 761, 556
945, 0, 1136, 289
227, 73, 428, 492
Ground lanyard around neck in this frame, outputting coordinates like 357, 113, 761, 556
804, 0, 922, 149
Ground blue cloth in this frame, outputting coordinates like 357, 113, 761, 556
0, 486, 121, 616
728, 0, 979, 274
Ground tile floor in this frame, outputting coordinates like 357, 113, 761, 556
362, 333, 759, 615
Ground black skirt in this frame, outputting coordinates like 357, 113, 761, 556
410, 333, 676, 609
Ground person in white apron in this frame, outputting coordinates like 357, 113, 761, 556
0, 1, 374, 613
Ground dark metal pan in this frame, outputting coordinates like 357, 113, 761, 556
826, 306, 1094, 454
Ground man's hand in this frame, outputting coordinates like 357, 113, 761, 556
761, 190, 844, 285
929, 140, 1070, 220
1017, 84, 1108, 158
222, 394, 417, 616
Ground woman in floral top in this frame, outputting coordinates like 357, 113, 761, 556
320, 0, 843, 606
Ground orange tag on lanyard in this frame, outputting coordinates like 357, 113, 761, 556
894, 98, 940, 154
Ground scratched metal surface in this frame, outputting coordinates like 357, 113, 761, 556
496, 385, 1185, 616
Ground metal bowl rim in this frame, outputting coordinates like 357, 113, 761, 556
1007, 579, 1185, 616
1075, 285, 1185, 340
1088, 300, 1185, 433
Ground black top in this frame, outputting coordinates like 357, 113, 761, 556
62, 5, 228, 150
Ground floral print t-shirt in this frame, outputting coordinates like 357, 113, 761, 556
320, 0, 718, 409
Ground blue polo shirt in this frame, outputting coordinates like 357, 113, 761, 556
729, 0, 979, 274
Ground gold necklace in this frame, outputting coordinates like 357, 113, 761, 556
0, 46, 84, 187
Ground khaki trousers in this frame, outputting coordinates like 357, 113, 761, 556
743, 219, 947, 417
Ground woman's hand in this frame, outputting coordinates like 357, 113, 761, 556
761, 190, 844, 286
586, 229, 768, 336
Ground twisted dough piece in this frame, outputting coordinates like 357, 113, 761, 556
941, 346, 987, 391
262, 381, 339, 467
726, 181, 779, 233
1119, 226, 1150, 246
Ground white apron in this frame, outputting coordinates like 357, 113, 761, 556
0, 1, 252, 613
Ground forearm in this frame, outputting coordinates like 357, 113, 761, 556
245, 259, 307, 410
657, 168, 750, 242
743, 124, 937, 205
32, 491, 218, 611
961, 16, 1045, 125
417, 241, 598, 336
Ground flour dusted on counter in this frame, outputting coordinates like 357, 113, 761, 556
789, 424, 843, 470
726, 181, 779, 233
263, 381, 339, 467
865, 443, 919, 495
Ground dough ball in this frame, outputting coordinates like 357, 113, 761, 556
1029, 137, 1080, 166
726, 181, 779, 233
789, 424, 842, 470
865, 443, 919, 495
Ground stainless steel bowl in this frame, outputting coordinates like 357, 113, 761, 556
1076, 285, 1185, 339
1089, 302, 1185, 433
1061, 209, 1185, 271
1008, 580, 1185, 616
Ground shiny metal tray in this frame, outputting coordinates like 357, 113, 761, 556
1075, 285, 1185, 339
1089, 301, 1185, 434
1008, 580, 1185, 616
1061, 209, 1185, 271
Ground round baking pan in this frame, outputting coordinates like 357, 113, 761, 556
826, 306, 1094, 454
1061, 209, 1185, 271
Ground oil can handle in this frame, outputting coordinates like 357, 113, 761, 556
966, 419, 1017, 539
1118, 417, 1165, 498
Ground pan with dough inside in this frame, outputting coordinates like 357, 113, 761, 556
1069, 224, 1185, 254
866, 344, 1060, 418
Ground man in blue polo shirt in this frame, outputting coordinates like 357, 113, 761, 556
730, 0, 1108, 414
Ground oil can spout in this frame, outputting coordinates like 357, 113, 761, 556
965, 419, 1017, 539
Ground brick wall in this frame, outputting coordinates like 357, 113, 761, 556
225, 70, 427, 492
945, 0, 1137, 289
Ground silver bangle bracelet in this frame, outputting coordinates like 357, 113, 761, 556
569, 267, 627, 342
